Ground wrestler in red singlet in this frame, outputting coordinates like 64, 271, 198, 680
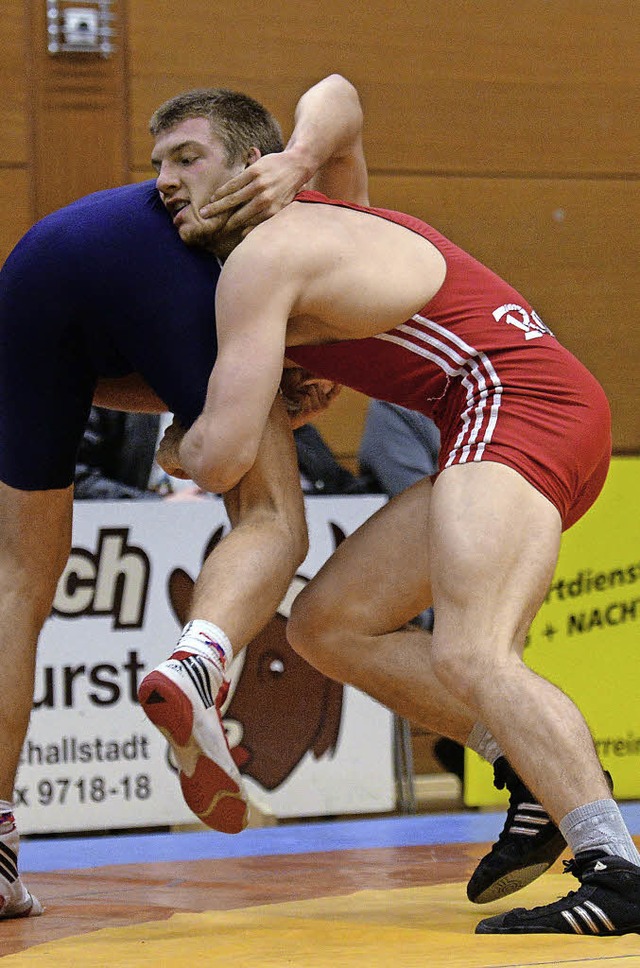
286, 191, 611, 531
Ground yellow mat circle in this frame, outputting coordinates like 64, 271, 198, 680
3, 876, 640, 967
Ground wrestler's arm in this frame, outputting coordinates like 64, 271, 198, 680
201, 73, 368, 232
201, 392, 308, 647
301, 77, 369, 205
179, 234, 299, 493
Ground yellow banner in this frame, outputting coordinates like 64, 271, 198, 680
464, 456, 640, 807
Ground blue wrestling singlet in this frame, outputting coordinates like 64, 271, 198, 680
0, 182, 221, 489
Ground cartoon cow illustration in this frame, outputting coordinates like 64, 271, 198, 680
167, 525, 345, 790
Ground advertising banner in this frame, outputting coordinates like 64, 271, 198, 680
464, 457, 640, 807
16, 496, 394, 834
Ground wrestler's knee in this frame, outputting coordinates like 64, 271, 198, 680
3, 550, 68, 631
0, 485, 72, 627
287, 583, 348, 674
429, 630, 509, 711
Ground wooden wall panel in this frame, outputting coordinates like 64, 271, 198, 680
29, 0, 129, 217
0, 0, 30, 166
0, 1, 32, 265
0, 170, 33, 267
128, 0, 639, 176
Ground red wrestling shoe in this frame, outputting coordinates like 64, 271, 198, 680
138, 652, 248, 833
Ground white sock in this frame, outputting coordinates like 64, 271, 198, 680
559, 799, 640, 866
174, 620, 233, 674
466, 723, 503, 766
0, 801, 14, 834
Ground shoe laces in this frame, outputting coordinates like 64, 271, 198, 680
563, 858, 581, 878
488, 760, 537, 850
493, 758, 530, 802
563, 851, 612, 882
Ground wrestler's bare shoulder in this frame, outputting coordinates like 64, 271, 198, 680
249, 200, 444, 268
218, 202, 447, 343
226, 200, 446, 326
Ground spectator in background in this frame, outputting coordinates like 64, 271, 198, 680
295, 421, 372, 496
75, 406, 370, 500
74, 408, 202, 499
359, 400, 440, 499
74, 408, 165, 499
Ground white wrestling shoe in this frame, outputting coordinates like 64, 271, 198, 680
138, 650, 248, 833
0, 823, 44, 920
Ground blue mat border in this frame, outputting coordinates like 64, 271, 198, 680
21, 802, 640, 873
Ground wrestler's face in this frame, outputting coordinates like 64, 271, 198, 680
152, 117, 247, 247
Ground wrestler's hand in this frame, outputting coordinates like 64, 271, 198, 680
156, 417, 192, 480
280, 364, 342, 429
199, 151, 310, 236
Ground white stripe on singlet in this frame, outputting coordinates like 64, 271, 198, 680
374, 314, 503, 466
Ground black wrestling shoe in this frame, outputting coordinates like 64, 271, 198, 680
476, 850, 640, 935
467, 757, 567, 904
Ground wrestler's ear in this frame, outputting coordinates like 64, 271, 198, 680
244, 146, 262, 167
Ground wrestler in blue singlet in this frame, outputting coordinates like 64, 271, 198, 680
0, 182, 220, 490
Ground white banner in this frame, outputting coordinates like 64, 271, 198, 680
16, 496, 394, 834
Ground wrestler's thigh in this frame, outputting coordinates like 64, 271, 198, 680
298, 476, 434, 635
0, 338, 95, 490
429, 462, 562, 652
